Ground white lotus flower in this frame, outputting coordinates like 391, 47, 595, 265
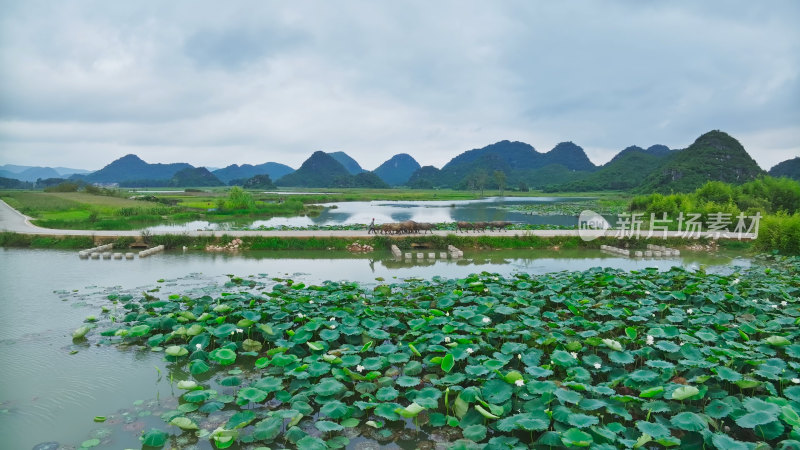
645, 291, 651, 295
515, 379, 524, 387
570, 352, 578, 359
309, 300, 314, 304
687, 309, 693, 315
781, 301, 788, 306
482, 317, 491, 324
792, 378, 800, 384
329, 325, 336, 329
297, 313, 304, 318
329, 317, 336, 322
594, 363, 602, 369
466, 348, 474, 354
646, 335, 655, 345
517, 354, 522, 360
195, 343, 202, 350
732, 278, 740, 285
444, 337, 451, 343
356, 365, 364, 373
236, 328, 243, 333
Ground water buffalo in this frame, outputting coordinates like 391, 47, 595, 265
416, 222, 435, 234
400, 220, 418, 234
473, 221, 489, 232
456, 221, 474, 232
490, 221, 513, 231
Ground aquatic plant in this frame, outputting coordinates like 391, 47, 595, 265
85, 257, 800, 448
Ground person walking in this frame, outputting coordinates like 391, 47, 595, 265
368, 218, 376, 234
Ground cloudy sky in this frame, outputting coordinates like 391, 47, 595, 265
0, 1, 798, 172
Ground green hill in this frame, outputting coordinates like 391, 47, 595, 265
541, 142, 596, 171
520, 164, 589, 189
769, 157, 800, 181
407, 166, 442, 189
81, 154, 192, 183
434, 140, 596, 189
373, 153, 421, 186
551, 146, 669, 191
168, 167, 224, 187
213, 162, 294, 183
332, 172, 389, 188
637, 130, 765, 193
275, 151, 353, 187
327, 152, 365, 174
242, 174, 276, 190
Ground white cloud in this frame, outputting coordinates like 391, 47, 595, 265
0, 0, 797, 171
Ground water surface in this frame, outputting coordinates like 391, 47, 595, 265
0, 248, 749, 448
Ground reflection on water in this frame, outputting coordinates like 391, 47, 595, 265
146, 196, 608, 232
0, 248, 750, 448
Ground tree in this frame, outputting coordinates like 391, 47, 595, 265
494, 170, 507, 196
225, 186, 255, 211
475, 170, 488, 197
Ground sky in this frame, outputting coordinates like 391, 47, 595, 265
0, 1, 798, 172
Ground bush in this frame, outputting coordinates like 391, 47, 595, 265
756, 212, 800, 255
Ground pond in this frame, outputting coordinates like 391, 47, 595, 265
145, 196, 616, 232
0, 248, 750, 449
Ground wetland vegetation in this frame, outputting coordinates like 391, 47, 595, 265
68, 254, 800, 448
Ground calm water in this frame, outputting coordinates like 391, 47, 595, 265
146, 196, 607, 232
0, 248, 749, 449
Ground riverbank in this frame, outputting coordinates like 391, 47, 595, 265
0, 230, 753, 253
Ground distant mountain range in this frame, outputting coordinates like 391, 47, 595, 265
1, 130, 793, 191
212, 162, 294, 184
0, 164, 91, 182
274, 151, 387, 188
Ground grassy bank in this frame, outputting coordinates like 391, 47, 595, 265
0, 231, 754, 253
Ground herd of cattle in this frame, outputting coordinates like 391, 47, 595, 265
369, 220, 513, 234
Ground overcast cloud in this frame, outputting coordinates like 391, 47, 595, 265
0, 0, 798, 171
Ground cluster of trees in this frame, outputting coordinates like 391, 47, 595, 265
630, 176, 800, 219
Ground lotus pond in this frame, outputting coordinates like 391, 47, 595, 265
3, 249, 800, 449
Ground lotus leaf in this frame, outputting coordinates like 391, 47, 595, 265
141, 429, 168, 447
315, 420, 343, 432
462, 424, 487, 441
568, 413, 599, 428
170, 416, 198, 430
238, 387, 268, 403
670, 412, 707, 431
165, 345, 188, 357
227, 410, 256, 429
711, 434, 749, 450
636, 421, 670, 439
209, 348, 236, 365
376, 386, 399, 401
561, 428, 593, 447
320, 400, 349, 418
670, 385, 699, 400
